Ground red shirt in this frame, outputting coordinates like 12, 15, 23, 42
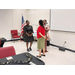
37, 26, 45, 39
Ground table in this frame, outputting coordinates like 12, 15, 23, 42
0, 52, 45, 65
0, 38, 6, 47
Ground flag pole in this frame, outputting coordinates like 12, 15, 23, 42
21, 9, 23, 38
21, 14, 23, 38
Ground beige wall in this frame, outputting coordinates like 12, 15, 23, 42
26, 9, 75, 50
12, 9, 26, 32
0, 9, 75, 50
26, 9, 50, 25
0, 9, 26, 40
0, 9, 13, 40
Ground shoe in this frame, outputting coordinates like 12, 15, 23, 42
27, 49, 29, 52
29, 48, 32, 51
36, 55, 41, 58
41, 54, 46, 57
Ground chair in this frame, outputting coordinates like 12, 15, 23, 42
0, 46, 16, 59
11, 30, 21, 40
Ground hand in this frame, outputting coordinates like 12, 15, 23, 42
30, 34, 33, 36
28, 34, 30, 37
28, 33, 33, 37
26, 32, 30, 37
28, 34, 33, 37
43, 36, 46, 39
46, 27, 48, 29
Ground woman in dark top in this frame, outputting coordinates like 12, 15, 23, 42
23, 20, 34, 51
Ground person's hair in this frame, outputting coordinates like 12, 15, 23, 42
43, 19, 48, 24
43, 19, 47, 22
39, 20, 44, 28
26, 20, 29, 23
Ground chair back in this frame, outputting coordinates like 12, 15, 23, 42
11, 30, 18, 35
0, 46, 16, 59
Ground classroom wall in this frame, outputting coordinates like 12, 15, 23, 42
26, 9, 50, 25
0, 9, 75, 50
0, 9, 26, 40
13, 9, 27, 33
0, 9, 13, 40
26, 9, 75, 50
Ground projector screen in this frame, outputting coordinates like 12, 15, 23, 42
51, 9, 75, 32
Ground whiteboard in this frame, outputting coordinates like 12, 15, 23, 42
51, 9, 75, 32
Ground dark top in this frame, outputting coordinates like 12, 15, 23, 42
23, 25, 34, 42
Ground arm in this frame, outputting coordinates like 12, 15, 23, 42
26, 32, 29, 36
29, 26, 34, 36
45, 26, 50, 31
47, 32, 51, 41
23, 26, 29, 36
27, 32, 33, 37
39, 32, 46, 39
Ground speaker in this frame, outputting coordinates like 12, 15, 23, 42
59, 47, 65, 51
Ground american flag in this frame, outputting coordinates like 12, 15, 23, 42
21, 15, 25, 36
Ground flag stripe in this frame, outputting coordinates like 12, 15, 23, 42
21, 15, 25, 36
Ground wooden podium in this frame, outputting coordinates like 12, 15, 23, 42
37, 30, 48, 53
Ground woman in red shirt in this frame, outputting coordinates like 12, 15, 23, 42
37, 20, 46, 58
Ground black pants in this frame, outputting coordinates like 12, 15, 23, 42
47, 40, 50, 46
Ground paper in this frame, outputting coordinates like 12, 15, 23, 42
29, 61, 36, 65
33, 31, 37, 36
0, 37, 3, 39
6, 56, 13, 60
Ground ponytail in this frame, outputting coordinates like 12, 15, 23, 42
39, 20, 44, 28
